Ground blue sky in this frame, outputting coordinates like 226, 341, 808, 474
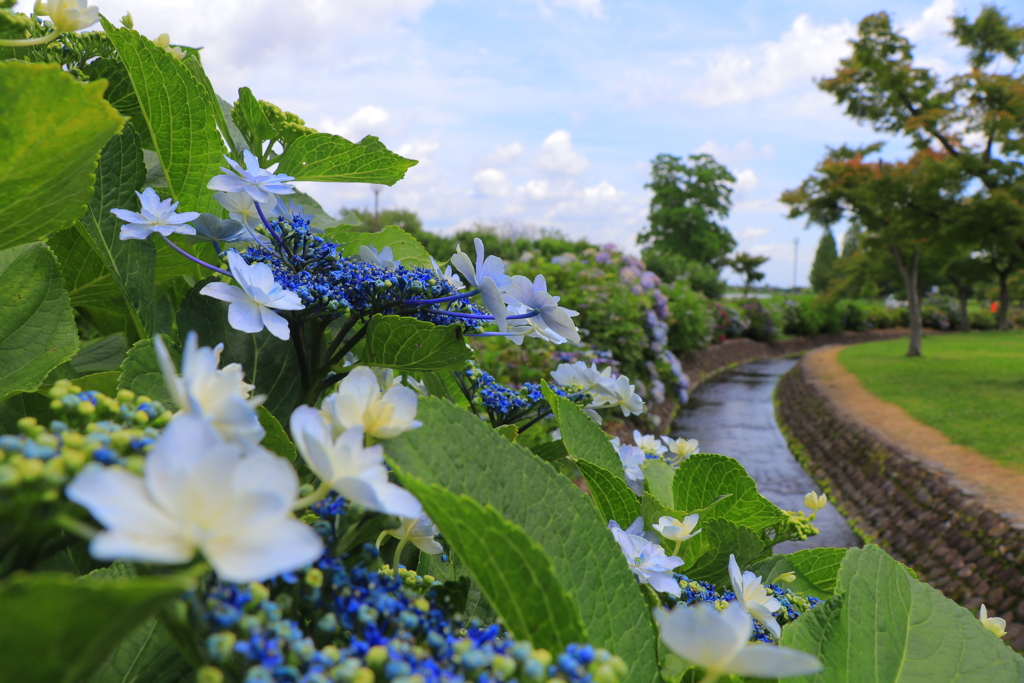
26, 0, 988, 285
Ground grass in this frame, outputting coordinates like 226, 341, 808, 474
838, 331, 1024, 471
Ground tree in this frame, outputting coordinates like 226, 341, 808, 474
817, 8, 1024, 330
809, 230, 838, 293
939, 246, 992, 331
783, 146, 964, 356
640, 153, 737, 267
727, 251, 769, 298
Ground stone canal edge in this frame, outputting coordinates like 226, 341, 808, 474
776, 345, 1024, 650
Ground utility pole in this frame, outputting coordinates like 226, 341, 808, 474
372, 186, 382, 232
792, 237, 799, 291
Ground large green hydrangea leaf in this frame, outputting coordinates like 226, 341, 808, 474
385, 397, 659, 683
0, 242, 79, 401
782, 545, 1024, 682
102, 19, 226, 215
672, 453, 784, 530
0, 61, 124, 250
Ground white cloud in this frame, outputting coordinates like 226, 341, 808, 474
485, 142, 524, 165
695, 140, 775, 166
689, 14, 855, 106
321, 106, 393, 141
734, 169, 758, 196
519, 179, 552, 201
398, 139, 440, 162
536, 130, 589, 175
742, 227, 770, 239
903, 0, 957, 42
581, 181, 618, 202
473, 168, 510, 197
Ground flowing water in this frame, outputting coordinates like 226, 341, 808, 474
672, 358, 860, 552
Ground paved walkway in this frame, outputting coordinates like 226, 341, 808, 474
672, 358, 860, 552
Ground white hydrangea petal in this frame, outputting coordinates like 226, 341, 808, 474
202, 517, 324, 584
259, 307, 291, 340
726, 644, 824, 678
89, 529, 194, 565
200, 281, 249, 304
654, 603, 750, 670
290, 406, 336, 482
747, 601, 782, 640
227, 449, 300, 525
227, 300, 267, 334
65, 466, 180, 537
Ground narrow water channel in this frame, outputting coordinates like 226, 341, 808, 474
672, 358, 860, 552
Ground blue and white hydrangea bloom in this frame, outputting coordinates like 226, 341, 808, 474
609, 517, 684, 596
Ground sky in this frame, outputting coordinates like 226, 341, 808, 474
21, 0, 991, 285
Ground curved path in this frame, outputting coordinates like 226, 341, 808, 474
672, 358, 860, 552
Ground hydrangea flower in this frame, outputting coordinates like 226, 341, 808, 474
154, 332, 265, 448
551, 361, 610, 391
661, 435, 699, 466
186, 213, 253, 245
207, 150, 295, 203
64, 415, 323, 583
38, 0, 100, 33
358, 244, 401, 270
450, 238, 510, 330
321, 366, 422, 440
152, 33, 185, 59
612, 438, 647, 496
980, 604, 1007, 638
289, 407, 423, 518
112, 187, 201, 241
431, 256, 464, 290
199, 251, 304, 340
381, 513, 444, 556
633, 430, 666, 457
590, 375, 644, 416
653, 514, 701, 547
728, 554, 783, 639
804, 491, 828, 511
212, 190, 276, 230
504, 274, 581, 344
609, 518, 683, 596
653, 602, 822, 682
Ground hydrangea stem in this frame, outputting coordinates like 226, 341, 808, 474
425, 309, 541, 321
393, 538, 409, 570
159, 235, 231, 276
54, 513, 98, 540
400, 290, 478, 306
0, 32, 59, 47
293, 480, 334, 511
254, 202, 295, 262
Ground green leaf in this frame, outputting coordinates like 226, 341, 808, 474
397, 473, 586, 650
82, 562, 192, 683
258, 405, 297, 463
496, 424, 519, 442
0, 570, 189, 683
48, 227, 124, 314
678, 518, 765, 584
276, 133, 417, 185
641, 459, 675, 507
0, 242, 79, 401
0, 61, 124, 250
531, 439, 568, 463
782, 545, 1024, 682
73, 371, 121, 397
118, 338, 177, 406
418, 551, 497, 624
71, 334, 129, 375
177, 282, 302, 423
233, 86, 276, 151
748, 548, 848, 599
363, 315, 472, 373
385, 397, 659, 683
0, 390, 53, 433
75, 122, 157, 338
101, 19, 226, 215
577, 459, 641, 527
672, 454, 784, 531
331, 225, 434, 269
541, 382, 623, 478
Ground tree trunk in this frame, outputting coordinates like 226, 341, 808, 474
998, 270, 1010, 331
892, 246, 923, 356
948, 275, 970, 332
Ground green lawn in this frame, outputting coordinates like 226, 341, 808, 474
838, 331, 1024, 471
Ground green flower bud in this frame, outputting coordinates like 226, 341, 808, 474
196, 666, 224, 683
248, 582, 270, 606
77, 402, 96, 416
206, 632, 236, 663
305, 567, 324, 588
17, 417, 40, 437
365, 644, 389, 671
353, 667, 375, 683
19, 458, 45, 481
492, 654, 517, 680
0, 463, 21, 488
591, 663, 618, 683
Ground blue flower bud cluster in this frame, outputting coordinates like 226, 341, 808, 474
241, 213, 485, 331
661, 574, 822, 644
0, 380, 172, 492
464, 361, 586, 426
186, 542, 628, 683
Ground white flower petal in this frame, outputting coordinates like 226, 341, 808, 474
290, 406, 336, 482
200, 281, 248, 304
227, 300, 267, 334
202, 517, 324, 583
259, 307, 292, 340
727, 644, 824, 678
65, 466, 180, 538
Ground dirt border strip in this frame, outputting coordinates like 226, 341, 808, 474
805, 346, 1024, 527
